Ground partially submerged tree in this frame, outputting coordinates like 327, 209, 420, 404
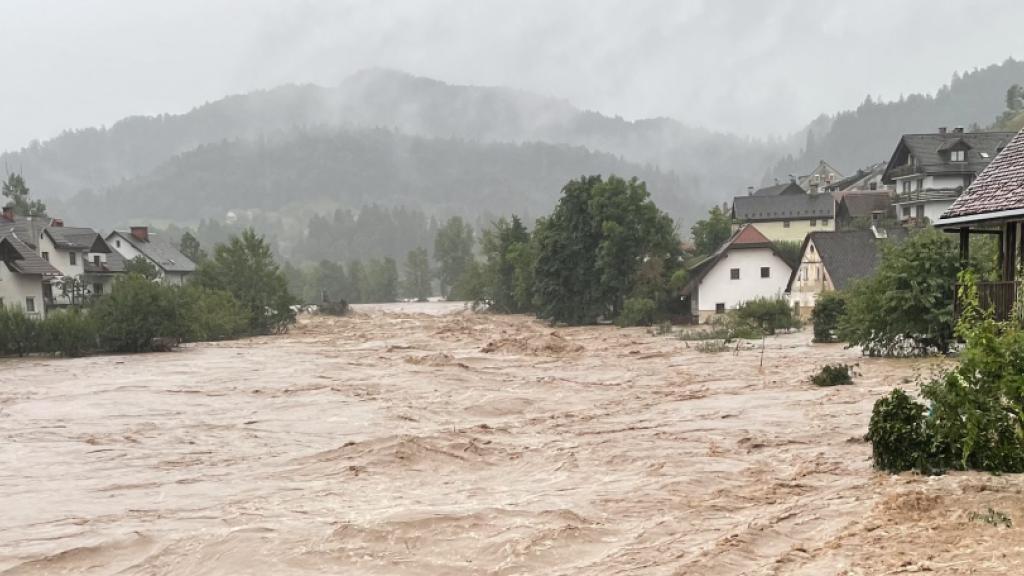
403, 247, 432, 301
434, 216, 475, 298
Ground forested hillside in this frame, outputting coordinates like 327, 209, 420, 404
774, 58, 1024, 177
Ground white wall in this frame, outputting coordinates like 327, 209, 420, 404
695, 247, 792, 322
0, 265, 46, 318
787, 238, 834, 309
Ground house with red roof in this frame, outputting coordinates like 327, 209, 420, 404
935, 127, 1024, 320
679, 224, 794, 323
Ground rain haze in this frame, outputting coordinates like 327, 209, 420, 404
1, 0, 1022, 151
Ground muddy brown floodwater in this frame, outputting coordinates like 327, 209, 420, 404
2, 303, 1024, 575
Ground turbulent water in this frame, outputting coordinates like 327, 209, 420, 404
1, 303, 1022, 574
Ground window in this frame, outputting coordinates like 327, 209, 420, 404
93, 255, 101, 265
902, 181, 911, 193
951, 149, 966, 162
116, 240, 121, 248
809, 218, 817, 227
69, 252, 77, 266
730, 268, 740, 280
760, 267, 770, 278
25, 297, 35, 312
783, 220, 791, 228
810, 244, 816, 254
903, 206, 911, 218
93, 283, 103, 295
916, 205, 925, 220
715, 303, 726, 314
916, 178, 924, 191
41, 251, 49, 261
821, 218, 830, 227
869, 182, 878, 190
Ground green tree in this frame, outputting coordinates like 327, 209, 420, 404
691, 204, 732, 256
479, 216, 532, 312
348, 260, 368, 303
534, 175, 681, 325
179, 231, 207, 264
434, 216, 475, 298
403, 247, 432, 301
365, 257, 399, 303
194, 228, 295, 334
839, 228, 959, 355
92, 274, 182, 352
1, 173, 46, 217
124, 256, 160, 280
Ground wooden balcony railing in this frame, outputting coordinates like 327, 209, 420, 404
955, 281, 1020, 322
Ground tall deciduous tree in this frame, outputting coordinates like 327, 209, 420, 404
533, 175, 681, 325
179, 231, 207, 264
480, 216, 532, 313
434, 216, 475, 298
403, 247, 432, 301
690, 204, 732, 257
194, 228, 295, 334
2, 173, 46, 217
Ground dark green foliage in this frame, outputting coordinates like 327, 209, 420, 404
812, 292, 846, 342
403, 247, 432, 301
533, 175, 681, 325
770, 240, 803, 271
733, 297, 800, 334
175, 285, 252, 342
616, 297, 657, 327
0, 307, 40, 357
38, 308, 97, 357
194, 228, 295, 334
365, 257, 400, 303
2, 172, 46, 217
450, 260, 486, 303
690, 204, 732, 256
839, 228, 959, 356
478, 216, 534, 313
179, 231, 207, 264
124, 256, 160, 280
434, 216, 475, 299
867, 388, 931, 473
91, 275, 183, 352
811, 364, 855, 386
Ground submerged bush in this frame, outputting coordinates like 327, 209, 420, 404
0, 306, 39, 357
38, 308, 97, 357
734, 297, 800, 334
616, 297, 656, 327
867, 388, 930, 473
811, 292, 846, 343
811, 363, 855, 386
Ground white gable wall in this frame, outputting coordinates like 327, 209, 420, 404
0, 265, 46, 318
695, 247, 792, 323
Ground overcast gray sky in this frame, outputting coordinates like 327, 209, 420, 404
1, 0, 1021, 152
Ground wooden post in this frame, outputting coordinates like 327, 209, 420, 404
959, 228, 970, 269
1007, 222, 1018, 282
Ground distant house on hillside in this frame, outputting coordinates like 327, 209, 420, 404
835, 191, 894, 229
882, 127, 1014, 224
106, 226, 195, 285
749, 181, 806, 197
679, 224, 793, 323
731, 191, 836, 243
786, 228, 907, 310
826, 161, 892, 195
797, 160, 843, 195
935, 126, 1024, 320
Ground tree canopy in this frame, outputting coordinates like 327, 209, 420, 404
2, 173, 46, 217
690, 204, 732, 256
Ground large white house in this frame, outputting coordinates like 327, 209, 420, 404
0, 230, 61, 319
732, 186, 836, 243
680, 224, 793, 323
882, 128, 1014, 224
37, 223, 122, 303
106, 227, 195, 285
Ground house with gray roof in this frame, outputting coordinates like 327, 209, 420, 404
731, 192, 836, 243
786, 228, 907, 312
882, 127, 1014, 224
38, 223, 123, 304
935, 126, 1024, 320
0, 210, 62, 317
106, 226, 195, 285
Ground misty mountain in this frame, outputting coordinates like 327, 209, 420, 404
775, 58, 1024, 177
61, 128, 695, 231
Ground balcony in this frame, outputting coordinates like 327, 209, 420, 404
894, 188, 962, 204
955, 281, 1020, 322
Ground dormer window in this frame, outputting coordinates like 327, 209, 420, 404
951, 149, 966, 162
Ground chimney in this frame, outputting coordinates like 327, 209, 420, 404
953, 126, 964, 134
747, 186, 754, 196
50, 218, 64, 227
938, 127, 947, 134
130, 226, 149, 242
1, 206, 13, 222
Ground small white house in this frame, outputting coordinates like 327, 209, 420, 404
0, 234, 62, 318
106, 227, 195, 285
37, 223, 121, 303
680, 224, 793, 323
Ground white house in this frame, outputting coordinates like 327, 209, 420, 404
37, 223, 122, 304
0, 234, 61, 318
680, 224, 793, 323
882, 128, 1014, 224
106, 226, 195, 285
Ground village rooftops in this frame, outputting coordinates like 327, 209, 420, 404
751, 181, 806, 196
882, 130, 1015, 183
936, 127, 1024, 225
836, 190, 894, 221
0, 234, 62, 276
108, 228, 196, 273
732, 192, 835, 222
680, 224, 776, 296
43, 226, 111, 253
0, 215, 52, 250
785, 228, 907, 293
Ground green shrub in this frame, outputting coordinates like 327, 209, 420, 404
92, 274, 182, 352
867, 388, 930, 473
812, 292, 846, 343
176, 285, 252, 342
695, 339, 729, 353
617, 297, 657, 327
810, 363, 855, 386
734, 297, 800, 334
0, 307, 39, 356
39, 308, 97, 357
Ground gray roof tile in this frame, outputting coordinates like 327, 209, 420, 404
732, 193, 835, 221
111, 231, 196, 273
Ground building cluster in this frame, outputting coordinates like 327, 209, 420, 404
0, 213, 195, 318
682, 127, 1020, 323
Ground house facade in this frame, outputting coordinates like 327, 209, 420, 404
731, 191, 836, 243
798, 160, 843, 195
106, 226, 195, 285
36, 224, 122, 305
935, 126, 1024, 321
0, 234, 62, 318
883, 128, 1014, 224
680, 224, 793, 323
